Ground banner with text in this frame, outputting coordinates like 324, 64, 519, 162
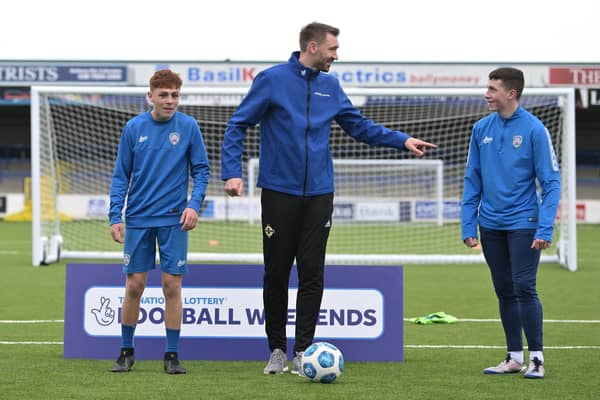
130, 63, 550, 87
64, 264, 404, 361
0, 64, 127, 85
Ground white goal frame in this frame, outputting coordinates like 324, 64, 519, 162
30, 86, 577, 270
248, 158, 444, 226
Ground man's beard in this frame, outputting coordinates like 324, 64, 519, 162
315, 57, 332, 72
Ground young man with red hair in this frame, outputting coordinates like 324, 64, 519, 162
109, 69, 210, 374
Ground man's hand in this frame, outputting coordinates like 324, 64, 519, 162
464, 237, 479, 248
404, 137, 438, 157
531, 238, 551, 250
110, 223, 125, 243
180, 208, 199, 231
224, 178, 244, 196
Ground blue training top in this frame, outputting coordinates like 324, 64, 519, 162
221, 51, 411, 196
461, 106, 561, 242
109, 111, 210, 228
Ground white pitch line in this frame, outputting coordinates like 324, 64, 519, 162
406, 344, 600, 349
0, 341, 63, 345
404, 318, 600, 324
0, 250, 19, 255
0, 320, 64, 323
2, 318, 600, 324
542, 319, 600, 324
1, 342, 599, 350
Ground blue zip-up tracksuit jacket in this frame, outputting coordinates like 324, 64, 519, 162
109, 111, 210, 228
221, 52, 411, 196
461, 107, 561, 241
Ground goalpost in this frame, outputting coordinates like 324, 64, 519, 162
30, 86, 577, 270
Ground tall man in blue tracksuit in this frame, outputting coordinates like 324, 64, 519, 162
221, 22, 437, 375
109, 69, 210, 374
462, 68, 560, 379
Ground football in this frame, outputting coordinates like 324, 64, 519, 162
301, 342, 344, 383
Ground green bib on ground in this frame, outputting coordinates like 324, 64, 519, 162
408, 311, 458, 324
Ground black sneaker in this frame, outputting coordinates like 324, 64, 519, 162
112, 348, 134, 372
164, 352, 187, 374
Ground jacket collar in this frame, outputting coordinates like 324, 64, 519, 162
497, 106, 524, 121
288, 51, 320, 79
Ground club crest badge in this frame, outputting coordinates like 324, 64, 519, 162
169, 132, 180, 145
264, 224, 275, 238
512, 135, 523, 148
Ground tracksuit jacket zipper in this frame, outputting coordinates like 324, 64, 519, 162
303, 78, 311, 194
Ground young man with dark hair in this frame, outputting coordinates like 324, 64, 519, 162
462, 67, 561, 379
222, 21, 436, 375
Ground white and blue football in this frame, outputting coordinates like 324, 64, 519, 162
301, 342, 344, 383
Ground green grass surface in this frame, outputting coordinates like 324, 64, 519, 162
1, 221, 599, 399
52, 219, 489, 254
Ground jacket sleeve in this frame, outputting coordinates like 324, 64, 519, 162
221, 72, 271, 180
334, 86, 409, 150
461, 128, 482, 240
187, 122, 210, 212
109, 124, 134, 225
533, 126, 561, 241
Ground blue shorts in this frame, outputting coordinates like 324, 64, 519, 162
122, 225, 188, 275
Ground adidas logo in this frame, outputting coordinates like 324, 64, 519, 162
324, 220, 331, 228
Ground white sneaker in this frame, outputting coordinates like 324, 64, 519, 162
484, 354, 526, 374
263, 349, 288, 374
524, 357, 545, 379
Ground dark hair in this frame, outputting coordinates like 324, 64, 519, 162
489, 67, 524, 100
299, 22, 340, 52
149, 69, 182, 90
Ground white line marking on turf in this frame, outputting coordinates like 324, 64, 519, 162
2, 318, 600, 324
0, 341, 63, 345
2, 342, 599, 349
0, 320, 64, 323
406, 345, 600, 350
404, 318, 600, 324
543, 319, 600, 323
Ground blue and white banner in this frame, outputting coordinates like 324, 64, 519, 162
0, 64, 127, 85
64, 264, 404, 361
130, 63, 550, 87
84, 287, 383, 339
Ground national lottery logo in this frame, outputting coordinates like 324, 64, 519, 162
169, 132, 180, 145
91, 297, 115, 326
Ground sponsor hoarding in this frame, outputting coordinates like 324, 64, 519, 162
0, 65, 127, 85
64, 263, 404, 361
130, 63, 550, 87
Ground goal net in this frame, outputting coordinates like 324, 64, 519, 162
30, 86, 577, 270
